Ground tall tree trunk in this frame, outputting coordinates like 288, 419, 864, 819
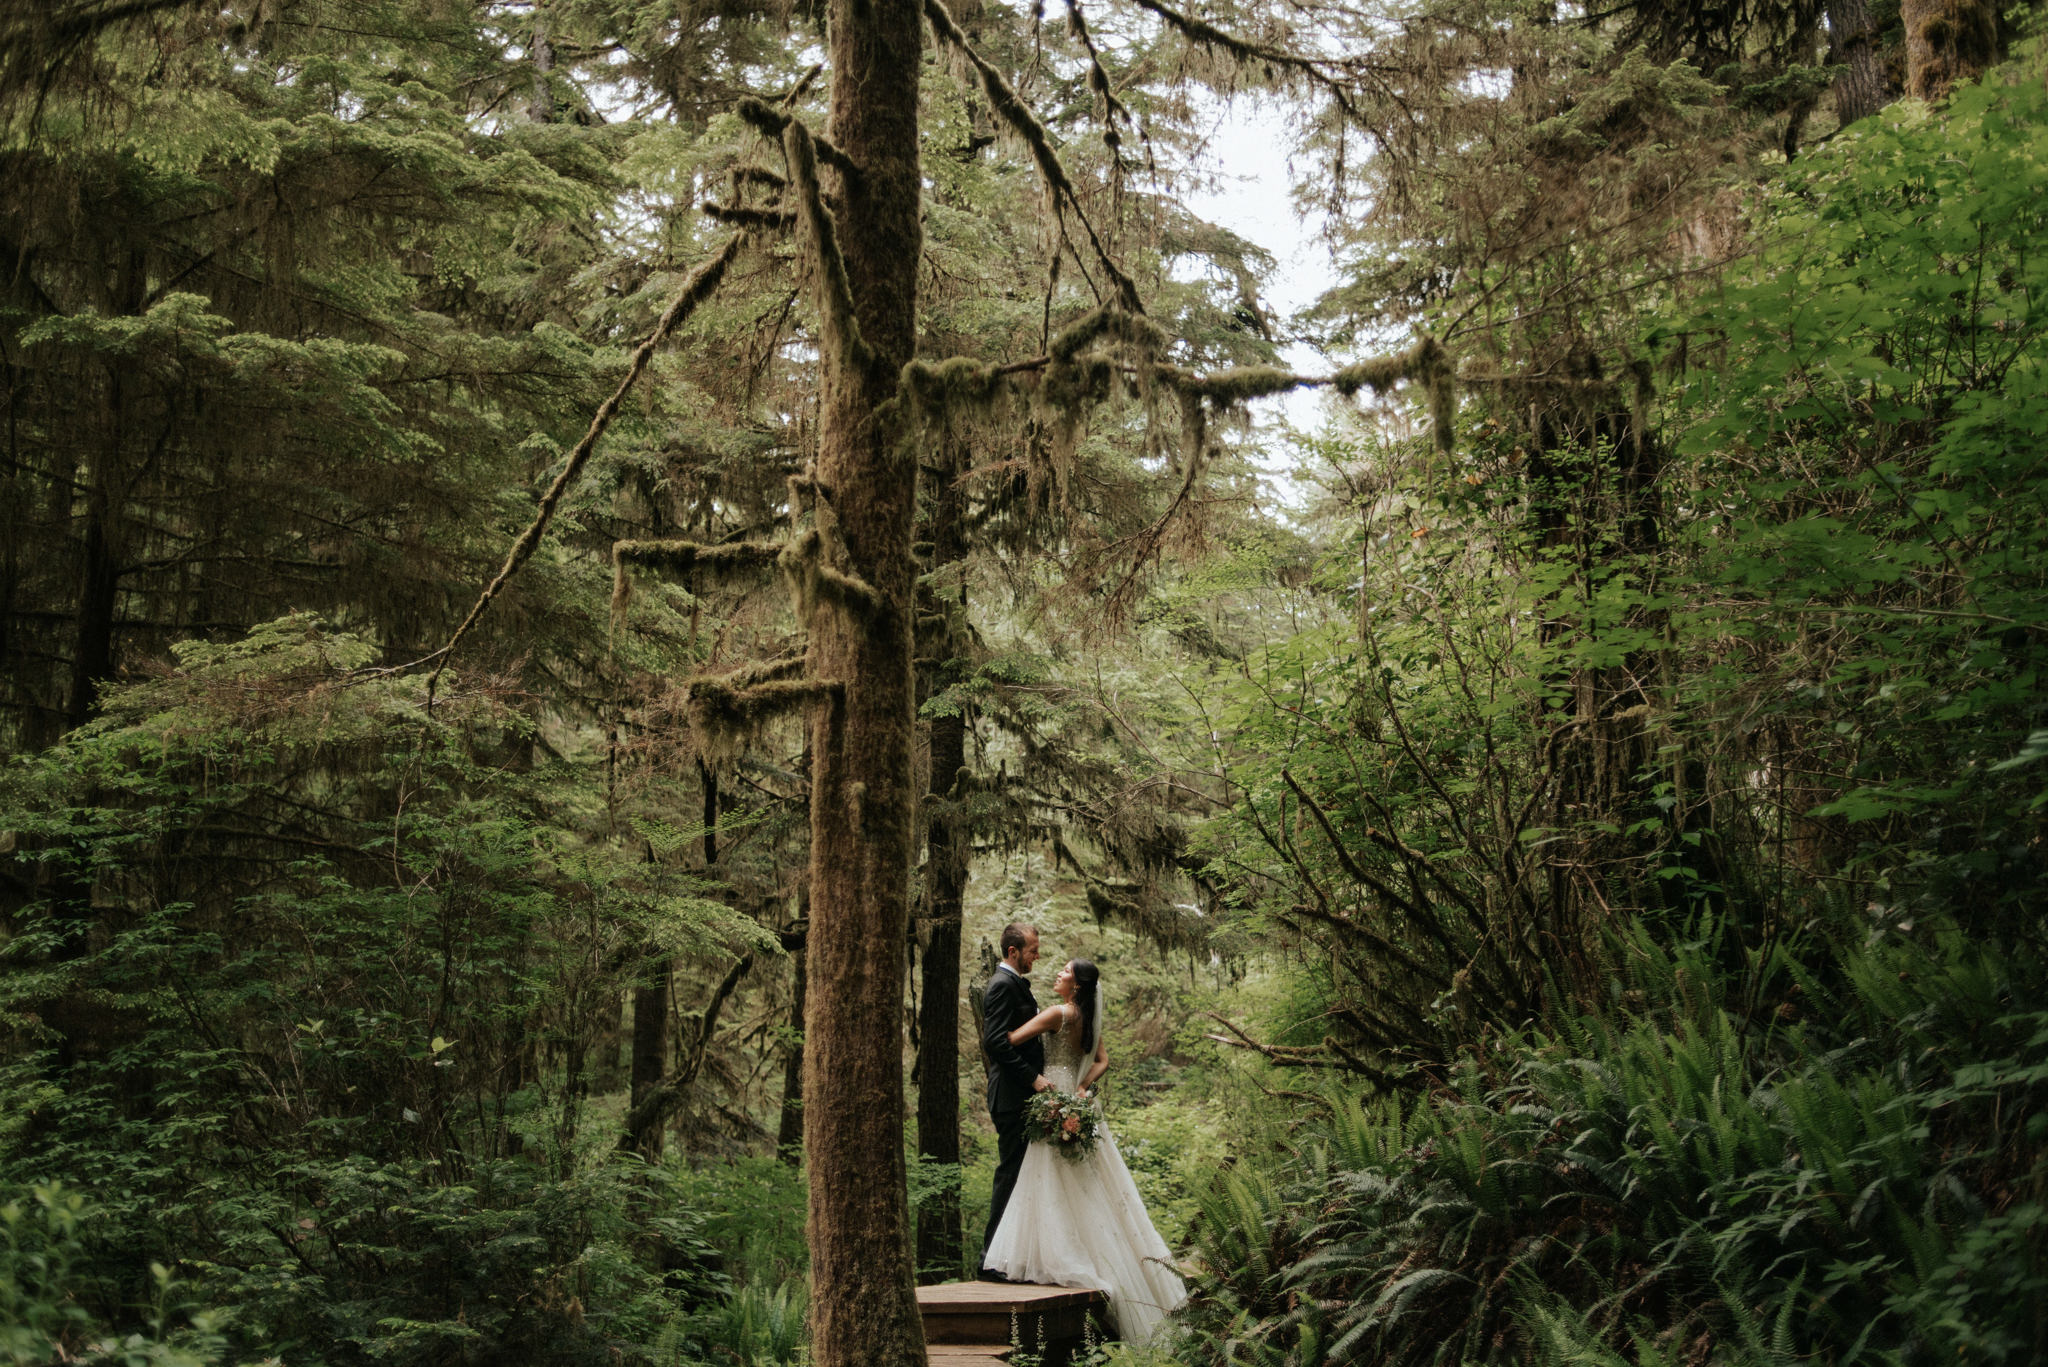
914, 446, 969, 1280
1826, 0, 1890, 126
1901, 0, 2000, 102
801, 0, 927, 1359
68, 367, 121, 729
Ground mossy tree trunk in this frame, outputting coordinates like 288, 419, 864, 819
799, 0, 927, 1361
1901, 0, 2001, 101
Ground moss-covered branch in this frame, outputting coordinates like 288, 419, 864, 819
1048, 306, 1167, 361
610, 539, 783, 631
922, 0, 1142, 313
778, 526, 882, 621
735, 97, 862, 182
688, 674, 844, 763
703, 201, 795, 231
1330, 335, 1456, 452
782, 117, 872, 376
1126, 0, 1370, 118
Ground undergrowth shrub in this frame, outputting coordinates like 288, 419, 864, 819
1177, 924, 2047, 1366
0, 1183, 227, 1367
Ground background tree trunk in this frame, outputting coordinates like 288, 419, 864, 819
914, 440, 969, 1279
1826, 0, 1891, 127
800, 0, 927, 1358
776, 913, 807, 1161
626, 960, 671, 1158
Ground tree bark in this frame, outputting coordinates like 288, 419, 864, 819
800, 0, 928, 1359
914, 711, 966, 1279
1826, 0, 1890, 127
1901, 0, 2000, 102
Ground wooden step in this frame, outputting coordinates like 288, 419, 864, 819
916, 1281, 1108, 1359
926, 1348, 1012, 1366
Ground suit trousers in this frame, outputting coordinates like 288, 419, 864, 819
982, 1106, 1030, 1266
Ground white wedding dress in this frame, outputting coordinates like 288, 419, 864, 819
982, 1003, 1187, 1344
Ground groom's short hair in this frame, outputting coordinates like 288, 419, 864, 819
999, 922, 1033, 957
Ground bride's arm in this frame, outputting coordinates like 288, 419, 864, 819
1078, 1036, 1109, 1095
1006, 1002, 1072, 1046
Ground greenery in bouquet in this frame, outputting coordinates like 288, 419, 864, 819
1024, 1089, 1102, 1164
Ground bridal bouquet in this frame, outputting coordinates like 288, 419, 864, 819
1023, 1087, 1101, 1163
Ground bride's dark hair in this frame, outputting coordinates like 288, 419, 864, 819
1070, 959, 1101, 1053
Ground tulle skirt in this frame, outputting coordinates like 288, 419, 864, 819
983, 1088, 1187, 1344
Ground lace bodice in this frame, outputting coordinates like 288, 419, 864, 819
1042, 1005, 1088, 1086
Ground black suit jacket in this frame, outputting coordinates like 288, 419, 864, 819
982, 967, 1044, 1117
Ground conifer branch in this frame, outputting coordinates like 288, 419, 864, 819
1124, 0, 1372, 119
922, 0, 1143, 313
688, 675, 845, 763
1061, 0, 1134, 137
422, 232, 746, 701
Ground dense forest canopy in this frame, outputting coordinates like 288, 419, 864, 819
1, 0, 2043, 1365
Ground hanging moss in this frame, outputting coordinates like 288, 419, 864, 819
687, 672, 841, 764
1176, 386, 1209, 473
703, 202, 795, 231
1417, 336, 1457, 454
902, 355, 1004, 413
609, 539, 781, 636
777, 519, 881, 625
1332, 335, 1458, 453
922, 0, 1142, 313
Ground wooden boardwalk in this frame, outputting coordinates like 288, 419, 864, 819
917, 1281, 1109, 1365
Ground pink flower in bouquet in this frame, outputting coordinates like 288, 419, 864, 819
1063, 1115, 1081, 1137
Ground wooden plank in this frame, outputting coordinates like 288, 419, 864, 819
926, 1349, 1011, 1365
916, 1281, 1105, 1314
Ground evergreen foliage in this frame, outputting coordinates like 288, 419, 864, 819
1, 0, 2043, 1363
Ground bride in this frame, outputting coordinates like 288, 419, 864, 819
981, 958, 1188, 1344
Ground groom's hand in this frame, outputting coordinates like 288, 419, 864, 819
1032, 1075, 1051, 1093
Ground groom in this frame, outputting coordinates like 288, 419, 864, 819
979, 920, 1050, 1280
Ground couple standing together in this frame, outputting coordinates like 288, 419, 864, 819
977, 922, 1187, 1344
